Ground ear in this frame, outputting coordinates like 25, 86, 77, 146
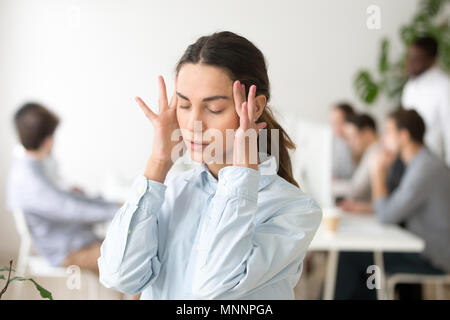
255, 94, 267, 120
45, 135, 54, 145
40, 135, 54, 155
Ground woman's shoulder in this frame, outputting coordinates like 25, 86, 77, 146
262, 174, 322, 214
255, 175, 322, 229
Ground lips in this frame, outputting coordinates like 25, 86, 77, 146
189, 140, 209, 151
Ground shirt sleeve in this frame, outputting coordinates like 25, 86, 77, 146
332, 148, 372, 201
348, 150, 372, 200
19, 165, 120, 224
191, 166, 322, 299
98, 175, 166, 295
373, 162, 432, 224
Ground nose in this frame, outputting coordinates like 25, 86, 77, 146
186, 108, 205, 141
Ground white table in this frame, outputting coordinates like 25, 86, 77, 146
308, 213, 425, 300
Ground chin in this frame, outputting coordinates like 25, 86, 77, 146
189, 150, 228, 165
188, 150, 204, 163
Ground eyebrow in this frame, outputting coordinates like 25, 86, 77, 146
176, 91, 230, 102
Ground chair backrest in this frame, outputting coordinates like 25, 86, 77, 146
11, 209, 32, 240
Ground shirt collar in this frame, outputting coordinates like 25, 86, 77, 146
411, 65, 439, 83
183, 152, 278, 192
407, 146, 427, 167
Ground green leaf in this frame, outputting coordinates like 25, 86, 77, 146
8, 276, 28, 283
8, 276, 53, 300
400, 25, 418, 45
0, 274, 4, 280
29, 279, 53, 300
0, 267, 15, 272
419, 0, 447, 18
354, 70, 379, 105
378, 38, 390, 74
438, 24, 450, 72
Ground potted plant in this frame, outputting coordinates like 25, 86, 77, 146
0, 260, 53, 300
354, 0, 450, 105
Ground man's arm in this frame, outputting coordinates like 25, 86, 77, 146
18, 166, 120, 224
370, 151, 430, 224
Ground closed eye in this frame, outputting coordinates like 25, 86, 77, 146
179, 105, 223, 114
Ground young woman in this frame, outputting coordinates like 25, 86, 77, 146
98, 31, 322, 300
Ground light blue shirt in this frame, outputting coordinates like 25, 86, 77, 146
98, 154, 322, 299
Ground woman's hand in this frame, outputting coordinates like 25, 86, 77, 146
232, 81, 267, 170
136, 75, 181, 182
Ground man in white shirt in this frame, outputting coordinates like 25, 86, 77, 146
402, 36, 450, 167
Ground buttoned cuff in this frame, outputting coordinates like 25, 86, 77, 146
216, 166, 260, 201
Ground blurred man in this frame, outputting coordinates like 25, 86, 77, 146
371, 108, 450, 276
330, 102, 356, 180
333, 113, 380, 206
402, 36, 450, 167
7, 103, 120, 275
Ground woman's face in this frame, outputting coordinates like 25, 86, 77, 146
175, 63, 241, 164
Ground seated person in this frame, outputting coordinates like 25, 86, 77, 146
335, 108, 450, 300
333, 113, 380, 206
7, 103, 121, 275
330, 102, 356, 180
371, 108, 450, 275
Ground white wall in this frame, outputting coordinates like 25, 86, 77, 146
0, 0, 419, 261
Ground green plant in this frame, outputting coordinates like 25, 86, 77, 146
0, 260, 53, 300
354, 0, 450, 105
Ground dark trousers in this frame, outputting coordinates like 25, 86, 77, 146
333, 252, 445, 300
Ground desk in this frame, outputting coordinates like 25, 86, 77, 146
308, 213, 425, 300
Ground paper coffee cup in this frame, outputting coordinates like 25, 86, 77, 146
322, 207, 342, 233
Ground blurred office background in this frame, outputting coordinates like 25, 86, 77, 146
0, 0, 448, 299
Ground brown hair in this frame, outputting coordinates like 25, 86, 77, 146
14, 103, 59, 150
175, 31, 299, 187
388, 108, 426, 144
333, 102, 355, 121
347, 113, 377, 133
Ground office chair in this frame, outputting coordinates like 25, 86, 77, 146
10, 209, 100, 300
387, 273, 450, 299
